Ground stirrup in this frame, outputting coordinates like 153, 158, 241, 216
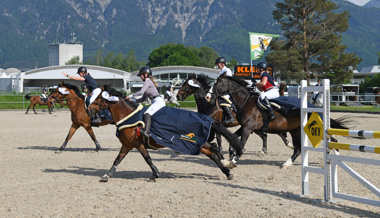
140, 129, 151, 138
270, 113, 277, 121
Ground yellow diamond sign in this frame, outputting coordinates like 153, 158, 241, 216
303, 112, 324, 147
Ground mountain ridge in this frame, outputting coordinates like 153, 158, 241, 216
0, 0, 379, 70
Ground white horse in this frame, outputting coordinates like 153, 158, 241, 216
165, 89, 181, 108
311, 92, 323, 107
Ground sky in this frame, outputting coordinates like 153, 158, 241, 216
346, 0, 371, 6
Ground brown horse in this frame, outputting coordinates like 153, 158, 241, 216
25, 92, 57, 114
209, 76, 350, 169
54, 81, 114, 154
91, 85, 242, 182
176, 73, 292, 158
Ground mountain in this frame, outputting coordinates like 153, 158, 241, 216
363, 0, 380, 8
0, 0, 379, 70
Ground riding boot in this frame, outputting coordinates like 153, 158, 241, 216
222, 106, 235, 125
141, 113, 152, 138
264, 97, 277, 121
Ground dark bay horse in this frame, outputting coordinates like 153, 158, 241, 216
176, 73, 293, 157
25, 92, 57, 114
209, 76, 349, 169
54, 81, 114, 153
92, 85, 242, 182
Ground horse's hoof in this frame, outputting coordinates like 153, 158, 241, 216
258, 151, 266, 157
221, 159, 236, 169
55, 150, 62, 154
280, 164, 288, 169
286, 143, 294, 150
148, 178, 156, 183
227, 174, 234, 180
99, 175, 109, 182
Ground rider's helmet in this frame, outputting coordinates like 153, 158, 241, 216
257, 62, 268, 70
77, 66, 87, 74
215, 57, 226, 65
137, 66, 152, 77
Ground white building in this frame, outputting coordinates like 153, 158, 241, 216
49, 43, 83, 66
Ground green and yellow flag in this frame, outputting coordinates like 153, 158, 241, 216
249, 32, 279, 60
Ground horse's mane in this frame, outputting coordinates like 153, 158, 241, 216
58, 82, 85, 99
196, 74, 213, 89
225, 76, 249, 87
103, 85, 139, 109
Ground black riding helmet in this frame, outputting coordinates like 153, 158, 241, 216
257, 62, 268, 69
77, 66, 87, 74
215, 57, 226, 65
137, 66, 152, 77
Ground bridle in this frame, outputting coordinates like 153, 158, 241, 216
212, 77, 251, 108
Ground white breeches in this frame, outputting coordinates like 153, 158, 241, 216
89, 88, 101, 104
259, 88, 279, 100
145, 97, 166, 116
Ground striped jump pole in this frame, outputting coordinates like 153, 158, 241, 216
329, 142, 380, 154
327, 128, 380, 139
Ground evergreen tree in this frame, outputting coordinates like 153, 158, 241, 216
267, 0, 361, 85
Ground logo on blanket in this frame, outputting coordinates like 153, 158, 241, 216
180, 133, 197, 143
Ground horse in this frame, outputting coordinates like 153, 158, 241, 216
279, 83, 286, 97
164, 89, 181, 108
91, 85, 242, 182
176, 73, 293, 158
209, 76, 350, 169
54, 81, 114, 154
25, 92, 58, 114
311, 91, 323, 107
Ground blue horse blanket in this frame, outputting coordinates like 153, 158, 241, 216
270, 96, 316, 116
116, 105, 214, 155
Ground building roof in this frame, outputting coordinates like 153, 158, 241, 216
359, 65, 380, 74
23, 65, 130, 80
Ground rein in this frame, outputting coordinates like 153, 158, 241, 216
216, 79, 251, 108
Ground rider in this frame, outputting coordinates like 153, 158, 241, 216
41, 85, 48, 102
205, 57, 235, 125
255, 61, 279, 121
127, 66, 165, 138
166, 82, 174, 101
61, 66, 102, 123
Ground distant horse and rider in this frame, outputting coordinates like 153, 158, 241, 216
208, 76, 350, 169
89, 85, 242, 182
54, 81, 114, 153
24, 91, 59, 114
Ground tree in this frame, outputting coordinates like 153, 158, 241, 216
148, 43, 201, 67
189, 46, 219, 68
65, 56, 81, 65
227, 58, 238, 69
359, 74, 380, 93
267, 0, 361, 85
124, 49, 144, 72
378, 52, 380, 65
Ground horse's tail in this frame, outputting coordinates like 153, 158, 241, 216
25, 94, 32, 100
330, 115, 357, 130
211, 121, 242, 157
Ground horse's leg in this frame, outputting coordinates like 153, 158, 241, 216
216, 133, 222, 150
100, 144, 132, 182
83, 125, 102, 152
55, 123, 80, 154
47, 103, 52, 114
32, 103, 37, 114
255, 132, 267, 157
281, 130, 301, 169
135, 141, 160, 182
279, 132, 293, 149
201, 142, 233, 180
25, 105, 31, 114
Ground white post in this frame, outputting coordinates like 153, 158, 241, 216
300, 80, 309, 195
322, 79, 332, 202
